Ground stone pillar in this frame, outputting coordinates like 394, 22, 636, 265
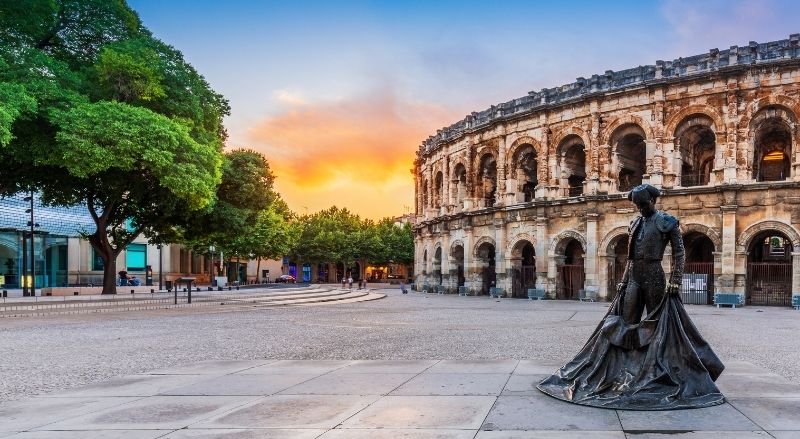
550, 255, 566, 299
496, 137, 507, 207
494, 218, 508, 295
598, 255, 614, 300
535, 217, 549, 290
463, 227, 474, 294
444, 157, 451, 214
584, 212, 599, 289
441, 232, 451, 290
720, 203, 738, 295
643, 139, 659, 186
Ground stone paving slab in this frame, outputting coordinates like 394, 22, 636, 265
1, 360, 799, 438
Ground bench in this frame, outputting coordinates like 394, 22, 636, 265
527, 288, 546, 300
792, 295, 800, 310
714, 293, 744, 309
489, 287, 503, 298
458, 286, 469, 296
579, 287, 598, 302
434, 285, 446, 295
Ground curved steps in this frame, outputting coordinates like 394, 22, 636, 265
0, 286, 384, 318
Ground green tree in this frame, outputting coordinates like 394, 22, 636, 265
182, 149, 276, 258
0, 0, 229, 293
228, 204, 301, 282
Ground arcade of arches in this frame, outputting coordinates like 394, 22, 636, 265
414, 42, 800, 306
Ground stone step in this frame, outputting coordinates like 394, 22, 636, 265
0, 288, 383, 318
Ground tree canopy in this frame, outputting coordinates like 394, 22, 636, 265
0, 0, 229, 293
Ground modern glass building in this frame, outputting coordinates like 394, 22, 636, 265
0, 193, 95, 288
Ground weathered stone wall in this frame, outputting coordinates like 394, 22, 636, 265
414, 36, 800, 304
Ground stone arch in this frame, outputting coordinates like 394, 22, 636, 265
741, 222, 799, 250
449, 239, 464, 255
681, 223, 722, 252
508, 233, 536, 258
473, 236, 497, 257
475, 148, 499, 207
555, 133, 587, 196
548, 230, 587, 256
551, 126, 591, 153
739, 95, 800, 131
598, 226, 630, 257
506, 135, 543, 164
748, 104, 796, 181
737, 220, 800, 252
608, 122, 648, 191
665, 105, 724, 138
601, 114, 654, 144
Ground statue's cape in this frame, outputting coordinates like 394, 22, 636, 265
538, 293, 725, 410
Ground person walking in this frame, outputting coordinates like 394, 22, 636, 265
347, 276, 353, 289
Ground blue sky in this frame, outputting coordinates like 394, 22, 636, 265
128, 0, 800, 219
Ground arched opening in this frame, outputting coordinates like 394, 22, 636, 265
316, 263, 329, 282
557, 238, 585, 300
434, 171, 444, 209
612, 124, 647, 192
511, 240, 536, 298
478, 154, 497, 208
606, 234, 629, 299
451, 244, 465, 288
682, 232, 715, 304
512, 144, 538, 202
476, 241, 496, 295
676, 116, 716, 187
753, 108, 792, 181
433, 247, 442, 285
558, 135, 586, 197
746, 231, 793, 306
452, 164, 467, 210
336, 262, 345, 282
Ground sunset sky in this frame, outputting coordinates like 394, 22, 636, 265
128, 0, 800, 220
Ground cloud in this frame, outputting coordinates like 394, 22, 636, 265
245, 89, 461, 219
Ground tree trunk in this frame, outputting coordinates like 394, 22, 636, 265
102, 257, 118, 294
256, 257, 262, 283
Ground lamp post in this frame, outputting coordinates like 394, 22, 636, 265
209, 245, 216, 286
23, 192, 39, 296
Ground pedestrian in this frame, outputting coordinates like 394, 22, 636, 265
341, 276, 346, 289
348, 276, 353, 289
400, 280, 408, 294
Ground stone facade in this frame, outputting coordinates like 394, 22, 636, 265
413, 35, 800, 306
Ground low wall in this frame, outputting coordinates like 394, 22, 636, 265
41, 286, 162, 296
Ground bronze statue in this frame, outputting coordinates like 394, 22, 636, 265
538, 184, 725, 410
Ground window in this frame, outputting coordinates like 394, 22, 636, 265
92, 249, 104, 271
126, 244, 147, 271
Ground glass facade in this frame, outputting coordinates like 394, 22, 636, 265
0, 231, 68, 288
1, 192, 94, 289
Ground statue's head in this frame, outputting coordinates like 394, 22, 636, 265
627, 184, 660, 217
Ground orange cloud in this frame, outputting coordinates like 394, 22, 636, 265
246, 90, 460, 219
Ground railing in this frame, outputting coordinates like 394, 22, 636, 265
680, 173, 710, 187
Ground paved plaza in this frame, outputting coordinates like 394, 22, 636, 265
1, 359, 799, 438
1, 287, 800, 437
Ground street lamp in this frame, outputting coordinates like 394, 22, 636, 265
209, 245, 216, 286
23, 192, 39, 297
